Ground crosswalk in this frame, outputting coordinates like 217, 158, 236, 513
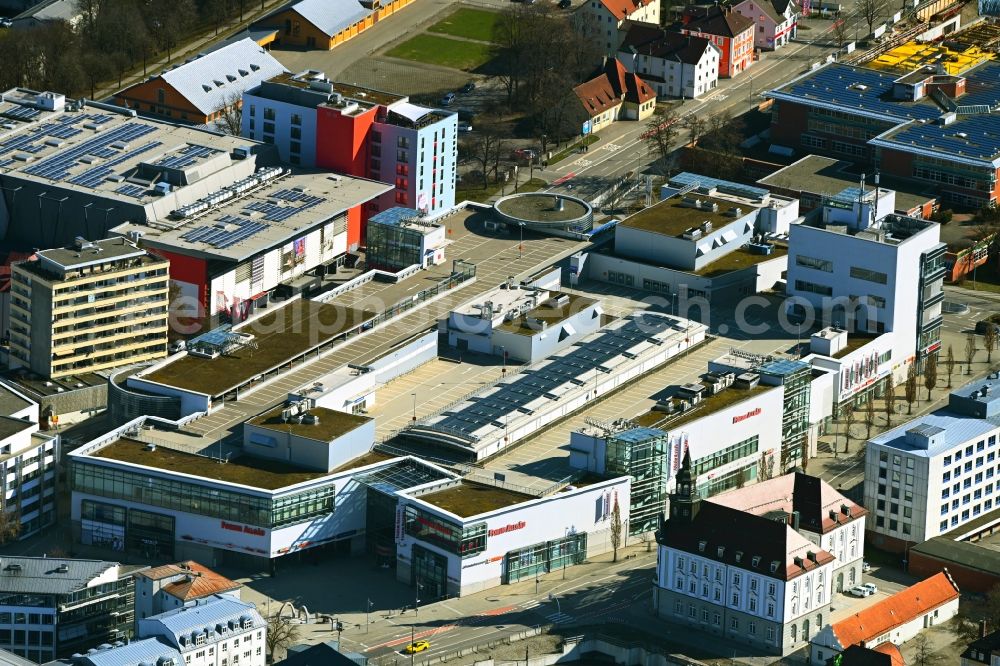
546, 612, 575, 625
519, 600, 541, 610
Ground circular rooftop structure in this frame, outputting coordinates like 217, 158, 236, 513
493, 192, 593, 235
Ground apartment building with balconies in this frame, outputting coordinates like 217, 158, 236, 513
8, 237, 169, 380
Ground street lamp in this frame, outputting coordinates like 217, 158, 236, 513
411, 393, 417, 422
414, 581, 423, 616
518, 222, 524, 259
500, 346, 506, 376
366, 598, 374, 633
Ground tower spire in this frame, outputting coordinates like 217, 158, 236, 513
669, 447, 701, 523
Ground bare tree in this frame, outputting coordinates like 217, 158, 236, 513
832, 18, 849, 48
858, 0, 886, 36
864, 397, 877, 440
985, 325, 998, 365
911, 635, 941, 666
905, 364, 918, 414
966, 333, 978, 375
946, 344, 956, 388
924, 353, 938, 401
884, 373, 897, 426
461, 120, 505, 190
216, 92, 243, 136
266, 614, 301, 663
843, 399, 857, 453
610, 496, 623, 562
682, 115, 707, 146
642, 107, 679, 174
758, 450, 775, 482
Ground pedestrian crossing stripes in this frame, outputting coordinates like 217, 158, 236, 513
520, 600, 542, 610
546, 612, 574, 625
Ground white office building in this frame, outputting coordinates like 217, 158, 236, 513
786, 184, 946, 374
864, 375, 1000, 553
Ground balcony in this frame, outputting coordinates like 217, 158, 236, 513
921, 290, 944, 308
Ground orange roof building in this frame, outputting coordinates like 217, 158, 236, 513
572, 58, 657, 134
135, 561, 242, 620
810, 571, 961, 664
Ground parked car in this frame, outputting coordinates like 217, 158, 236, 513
861, 583, 879, 595
848, 585, 872, 598
862, 560, 871, 573
458, 121, 473, 132
440, 92, 456, 106
975, 319, 1000, 335
461, 82, 475, 93
405, 641, 430, 654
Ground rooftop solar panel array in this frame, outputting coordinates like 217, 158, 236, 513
1, 106, 40, 122
773, 64, 942, 122
68, 140, 163, 188
115, 184, 146, 198
669, 172, 771, 201
23, 122, 158, 182
153, 144, 220, 170
179, 214, 269, 249
418, 315, 682, 442
882, 113, 1000, 161
954, 62, 1000, 109
244, 194, 323, 222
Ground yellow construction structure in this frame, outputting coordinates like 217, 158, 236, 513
869, 41, 994, 76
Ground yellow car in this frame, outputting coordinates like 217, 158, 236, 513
405, 640, 430, 654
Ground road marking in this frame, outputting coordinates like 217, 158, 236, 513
571, 158, 592, 167
546, 612, 575, 625
373, 625, 457, 650
552, 172, 575, 185
602, 143, 622, 151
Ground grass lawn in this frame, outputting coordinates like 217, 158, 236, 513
548, 135, 600, 165
427, 7, 500, 43
457, 178, 546, 204
385, 34, 494, 71
959, 261, 1000, 294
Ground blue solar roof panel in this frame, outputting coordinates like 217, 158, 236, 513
1, 106, 40, 121
884, 113, 1000, 161
67, 140, 163, 188
774, 64, 942, 122
180, 215, 269, 250
154, 144, 219, 169
115, 184, 146, 198
669, 172, 770, 200
23, 122, 158, 182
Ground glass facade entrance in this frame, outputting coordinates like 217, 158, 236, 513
606, 430, 668, 536
412, 545, 448, 602
504, 532, 587, 583
126, 508, 174, 560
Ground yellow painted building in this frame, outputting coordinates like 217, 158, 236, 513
9, 238, 170, 379
869, 42, 994, 77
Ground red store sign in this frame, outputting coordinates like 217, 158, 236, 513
221, 520, 265, 537
732, 407, 762, 424
489, 521, 526, 537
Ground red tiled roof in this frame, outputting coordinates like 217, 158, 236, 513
872, 643, 905, 666
599, 0, 656, 20
831, 572, 960, 648
137, 561, 241, 601
574, 59, 656, 118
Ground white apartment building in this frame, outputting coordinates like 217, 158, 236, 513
137, 595, 266, 666
864, 375, 1000, 552
618, 23, 721, 99
135, 561, 242, 621
786, 184, 946, 377
655, 463, 865, 657
579, 0, 660, 54
0, 382, 58, 540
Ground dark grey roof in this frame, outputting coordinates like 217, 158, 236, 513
910, 536, 1000, 575
0, 557, 119, 595
961, 628, 1000, 662
0, 416, 34, 441
276, 642, 361, 666
0, 386, 31, 418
